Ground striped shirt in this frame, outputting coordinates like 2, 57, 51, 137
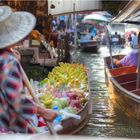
0, 50, 37, 133
120, 49, 139, 66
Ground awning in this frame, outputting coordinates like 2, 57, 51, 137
112, 0, 140, 23
48, 0, 101, 16
125, 10, 140, 24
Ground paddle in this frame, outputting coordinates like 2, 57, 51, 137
19, 62, 57, 135
136, 47, 140, 89
105, 25, 114, 69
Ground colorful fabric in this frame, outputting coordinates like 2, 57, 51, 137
120, 49, 139, 66
0, 50, 37, 133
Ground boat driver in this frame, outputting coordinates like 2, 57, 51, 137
112, 32, 140, 67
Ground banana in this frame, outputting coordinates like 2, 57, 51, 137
40, 93, 53, 102
39, 62, 88, 90
46, 95, 53, 101
41, 97, 53, 104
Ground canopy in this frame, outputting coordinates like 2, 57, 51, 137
83, 13, 109, 23
48, 0, 101, 16
112, 0, 140, 23
91, 11, 113, 19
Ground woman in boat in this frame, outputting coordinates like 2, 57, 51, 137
0, 6, 57, 133
112, 32, 140, 67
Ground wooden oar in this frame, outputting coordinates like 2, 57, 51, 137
105, 25, 114, 69
19, 63, 57, 135
136, 47, 140, 89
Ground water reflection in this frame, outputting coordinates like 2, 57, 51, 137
73, 46, 140, 138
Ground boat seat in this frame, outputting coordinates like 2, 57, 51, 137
120, 80, 140, 91
109, 66, 137, 77
131, 89, 140, 96
114, 73, 137, 84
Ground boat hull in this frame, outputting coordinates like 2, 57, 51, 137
80, 40, 100, 53
58, 98, 92, 134
58, 70, 92, 134
104, 55, 140, 122
109, 77, 140, 121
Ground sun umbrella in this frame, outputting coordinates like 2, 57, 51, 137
91, 11, 113, 19
83, 13, 110, 23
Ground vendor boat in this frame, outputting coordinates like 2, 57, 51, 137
36, 64, 92, 135
80, 39, 100, 53
103, 0, 140, 122
58, 96, 92, 134
80, 33, 101, 53
104, 54, 140, 122
58, 80, 92, 134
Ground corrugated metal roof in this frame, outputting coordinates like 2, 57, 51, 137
125, 9, 140, 24
112, 0, 140, 23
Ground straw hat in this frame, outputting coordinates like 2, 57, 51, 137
0, 6, 36, 49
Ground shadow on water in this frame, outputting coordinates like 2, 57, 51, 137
73, 46, 140, 138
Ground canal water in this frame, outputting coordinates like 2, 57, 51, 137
25, 45, 140, 138
71, 46, 140, 138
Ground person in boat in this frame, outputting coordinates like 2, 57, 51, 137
128, 34, 132, 48
0, 6, 57, 133
80, 31, 91, 42
112, 32, 140, 67
131, 32, 138, 48
89, 26, 97, 38
111, 32, 119, 47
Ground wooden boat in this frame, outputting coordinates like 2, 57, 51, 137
58, 95, 92, 134
0, 68, 92, 135
104, 54, 140, 122
80, 39, 100, 53
58, 71, 92, 134
31, 68, 92, 135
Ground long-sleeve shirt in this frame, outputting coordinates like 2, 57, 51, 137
120, 49, 139, 66
0, 50, 37, 133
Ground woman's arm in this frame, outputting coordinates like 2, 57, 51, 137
113, 58, 122, 67
36, 105, 57, 122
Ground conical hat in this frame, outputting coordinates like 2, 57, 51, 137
0, 6, 36, 49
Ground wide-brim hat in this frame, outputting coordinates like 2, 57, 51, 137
0, 6, 36, 49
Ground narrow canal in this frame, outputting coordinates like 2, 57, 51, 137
25, 45, 140, 138
72, 46, 140, 138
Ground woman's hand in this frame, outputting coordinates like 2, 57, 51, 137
113, 58, 118, 64
37, 106, 57, 122
113, 58, 122, 67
